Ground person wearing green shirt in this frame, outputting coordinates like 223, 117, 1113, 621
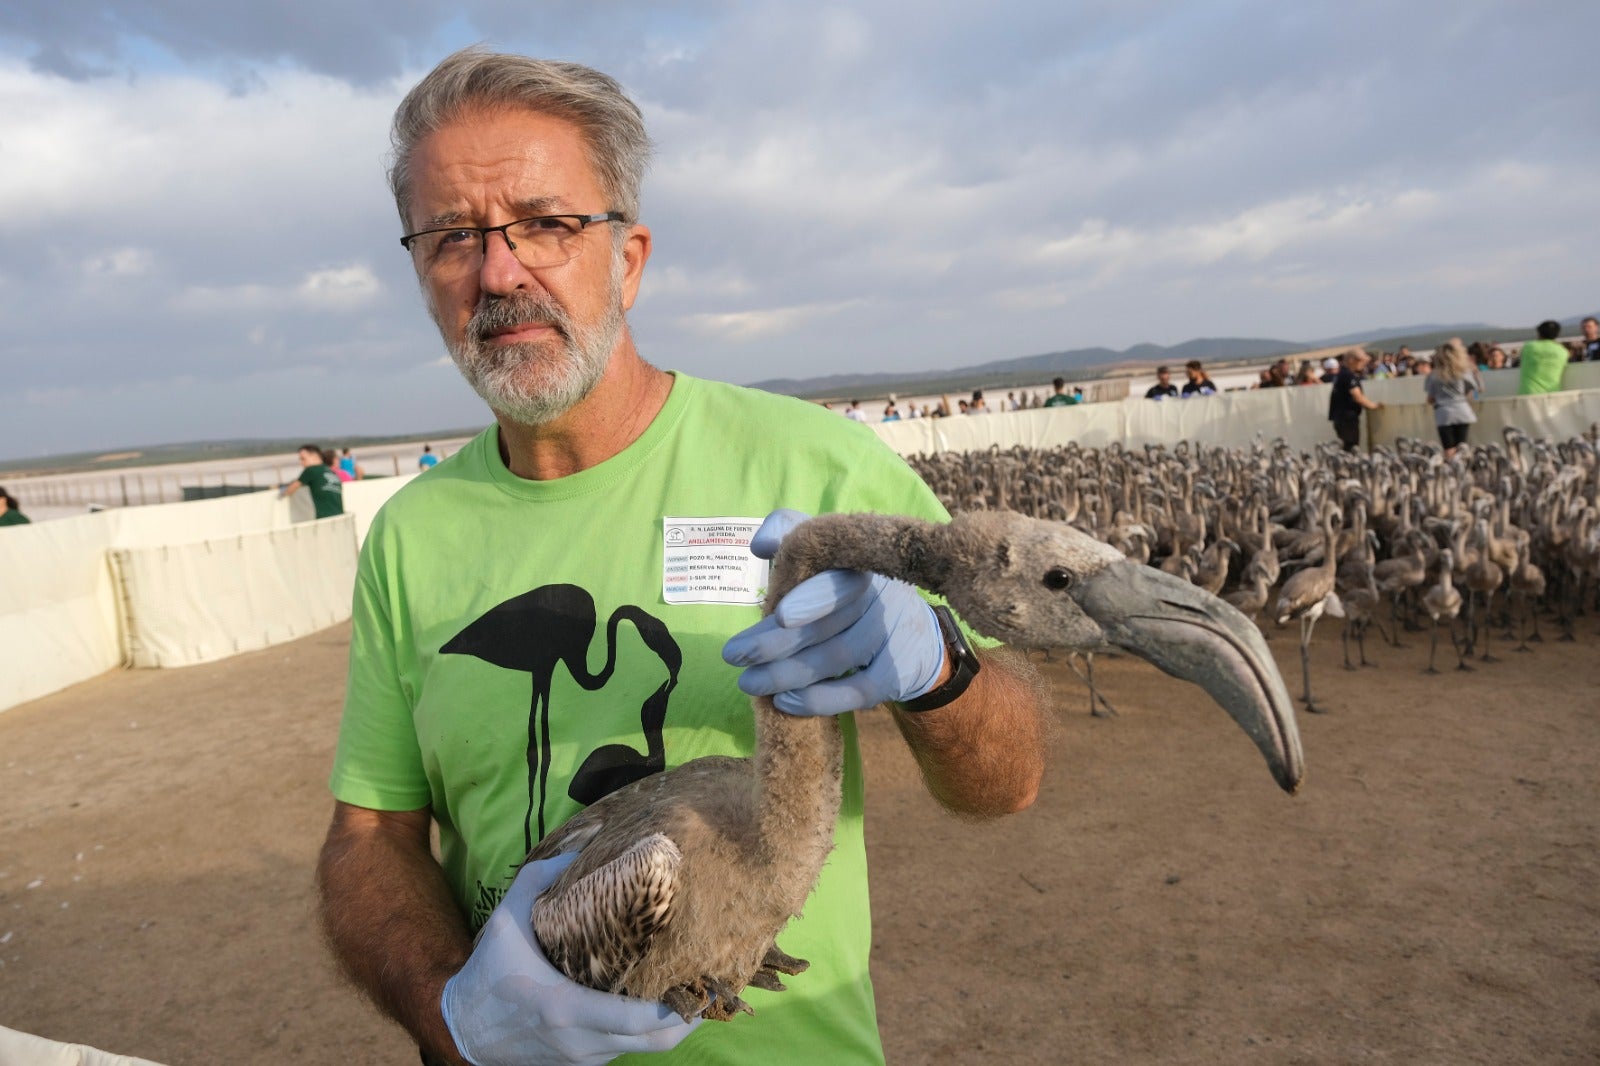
1517, 320, 1570, 396
279, 443, 344, 518
1042, 376, 1078, 406
0, 487, 29, 526
315, 49, 1049, 1066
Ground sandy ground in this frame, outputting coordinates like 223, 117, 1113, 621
1, 616, 1596, 1065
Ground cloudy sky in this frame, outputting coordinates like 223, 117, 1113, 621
2, 1, 1596, 459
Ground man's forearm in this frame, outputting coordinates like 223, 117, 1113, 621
892, 647, 1049, 817
316, 805, 471, 1062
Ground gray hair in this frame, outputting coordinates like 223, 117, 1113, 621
388, 47, 652, 227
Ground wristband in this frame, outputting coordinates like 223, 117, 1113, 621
897, 606, 981, 713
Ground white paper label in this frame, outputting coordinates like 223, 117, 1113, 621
662, 517, 769, 605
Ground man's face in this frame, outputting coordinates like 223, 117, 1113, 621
405, 107, 651, 426
299, 448, 319, 467
1583, 320, 1599, 342
1157, 371, 1171, 384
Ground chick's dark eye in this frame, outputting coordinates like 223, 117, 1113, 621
1043, 568, 1073, 591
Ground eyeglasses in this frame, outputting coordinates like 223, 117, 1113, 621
400, 212, 625, 276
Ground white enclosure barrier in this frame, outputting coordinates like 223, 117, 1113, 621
0, 514, 121, 714
873, 379, 1600, 459
1, 479, 403, 714
0, 1025, 169, 1066
110, 515, 358, 668
874, 383, 1337, 456
1370, 388, 1600, 448
0, 1026, 168, 1066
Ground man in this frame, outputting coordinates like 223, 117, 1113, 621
842, 399, 868, 422
0, 487, 29, 526
316, 49, 1048, 1066
1145, 366, 1179, 399
1580, 316, 1600, 362
280, 443, 344, 518
1043, 376, 1077, 407
1518, 320, 1569, 395
1319, 357, 1339, 384
1328, 349, 1384, 452
417, 444, 440, 470
1180, 360, 1216, 397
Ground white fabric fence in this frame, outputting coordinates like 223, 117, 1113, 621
873, 368, 1600, 459
111, 515, 357, 668
1, 476, 415, 714
0, 1025, 168, 1066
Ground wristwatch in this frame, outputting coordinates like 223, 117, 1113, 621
897, 605, 982, 713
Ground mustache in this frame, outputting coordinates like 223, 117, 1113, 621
467, 294, 572, 343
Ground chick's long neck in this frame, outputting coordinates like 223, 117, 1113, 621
752, 516, 946, 871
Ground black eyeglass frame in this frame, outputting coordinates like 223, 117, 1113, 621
398, 212, 628, 257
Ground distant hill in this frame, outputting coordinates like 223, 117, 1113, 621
1308, 323, 1498, 347
749, 316, 1600, 402
749, 336, 1303, 399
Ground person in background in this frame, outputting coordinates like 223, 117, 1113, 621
1486, 346, 1508, 370
280, 443, 344, 518
1423, 338, 1480, 460
326, 447, 355, 482
1580, 317, 1600, 362
1319, 357, 1340, 384
0, 486, 30, 526
1294, 363, 1322, 385
1328, 349, 1384, 452
881, 401, 901, 422
969, 389, 989, 413
843, 399, 868, 423
1181, 360, 1217, 397
1145, 366, 1179, 399
1258, 359, 1290, 388
1518, 320, 1569, 395
1412, 353, 1432, 377
418, 444, 440, 471
1043, 376, 1077, 407
339, 448, 359, 480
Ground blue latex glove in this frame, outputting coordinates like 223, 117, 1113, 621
442, 852, 701, 1066
722, 509, 947, 717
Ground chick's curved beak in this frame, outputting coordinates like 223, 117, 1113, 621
1073, 560, 1304, 793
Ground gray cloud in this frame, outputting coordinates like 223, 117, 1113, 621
3, 0, 1599, 457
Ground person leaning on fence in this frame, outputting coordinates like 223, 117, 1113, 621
279, 443, 345, 518
1043, 376, 1077, 407
418, 444, 440, 471
313, 48, 1049, 1066
0, 486, 29, 526
1423, 339, 1480, 459
1580, 317, 1600, 362
1145, 366, 1179, 399
1181, 360, 1217, 397
1518, 320, 1569, 395
1328, 349, 1384, 452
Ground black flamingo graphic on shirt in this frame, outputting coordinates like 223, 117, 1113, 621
440, 584, 681, 855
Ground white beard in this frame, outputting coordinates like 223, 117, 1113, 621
439, 255, 626, 426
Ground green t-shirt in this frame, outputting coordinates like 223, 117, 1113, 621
1517, 339, 1568, 395
330, 373, 956, 1065
297, 463, 345, 518
1043, 393, 1076, 407
0, 509, 29, 526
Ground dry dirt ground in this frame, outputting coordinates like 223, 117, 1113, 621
2, 617, 1596, 1065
